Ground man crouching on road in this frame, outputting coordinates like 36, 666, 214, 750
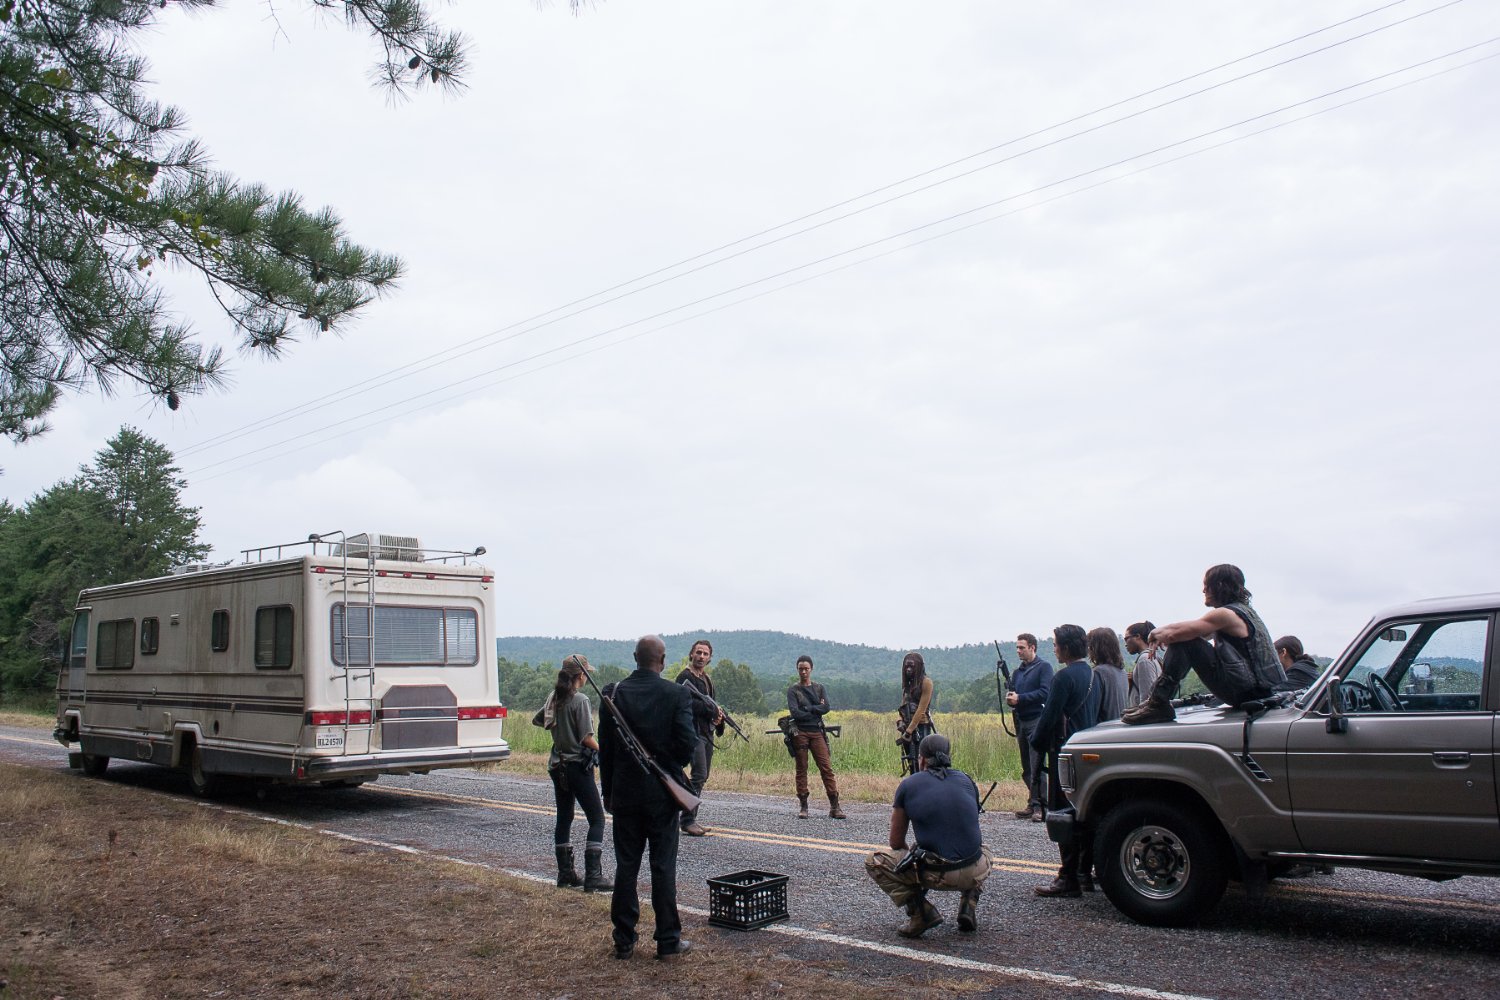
864, 734, 992, 938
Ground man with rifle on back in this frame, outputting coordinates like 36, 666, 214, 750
598, 635, 698, 960
784, 655, 846, 820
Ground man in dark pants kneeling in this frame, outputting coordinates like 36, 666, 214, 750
865, 734, 992, 938
599, 635, 698, 960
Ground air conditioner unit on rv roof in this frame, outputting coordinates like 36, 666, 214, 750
336, 533, 423, 562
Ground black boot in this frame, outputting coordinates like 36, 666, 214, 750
797, 795, 809, 819
828, 795, 846, 820
583, 846, 614, 893
555, 845, 582, 888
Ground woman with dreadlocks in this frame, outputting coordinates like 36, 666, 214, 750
897, 651, 936, 775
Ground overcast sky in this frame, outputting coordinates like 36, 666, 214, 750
5, 1, 1498, 658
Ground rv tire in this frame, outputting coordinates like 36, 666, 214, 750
186, 745, 221, 798
80, 753, 109, 777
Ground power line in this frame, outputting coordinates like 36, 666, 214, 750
187, 40, 1499, 483
174, 0, 1465, 459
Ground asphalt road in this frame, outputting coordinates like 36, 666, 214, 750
5, 723, 1500, 999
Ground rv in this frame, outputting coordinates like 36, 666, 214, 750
54, 532, 511, 794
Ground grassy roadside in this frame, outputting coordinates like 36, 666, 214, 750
1, 764, 991, 1000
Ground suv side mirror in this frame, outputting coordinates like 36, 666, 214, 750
1326, 678, 1349, 734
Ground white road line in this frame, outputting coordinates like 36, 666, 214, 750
205, 800, 1214, 1000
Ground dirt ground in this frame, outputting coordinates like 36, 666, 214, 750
0, 763, 958, 1000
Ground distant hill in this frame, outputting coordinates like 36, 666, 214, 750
496, 630, 1050, 683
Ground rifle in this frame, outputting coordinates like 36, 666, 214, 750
766, 717, 842, 759
994, 640, 1016, 738
582, 671, 701, 816
681, 681, 750, 743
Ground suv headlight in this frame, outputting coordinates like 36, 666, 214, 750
1057, 752, 1076, 793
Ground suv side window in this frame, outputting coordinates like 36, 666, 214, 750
1342, 616, 1488, 713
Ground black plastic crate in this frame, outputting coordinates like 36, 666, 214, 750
707, 869, 790, 930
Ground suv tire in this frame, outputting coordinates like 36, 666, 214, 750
80, 753, 109, 777
1095, 798, 1229, 927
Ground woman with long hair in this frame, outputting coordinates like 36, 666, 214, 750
898, 652, 936, 775
532, 654, 612, 892
1087, 627, 1128, 723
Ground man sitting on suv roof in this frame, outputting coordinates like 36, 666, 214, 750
1121, 563, 1286, 725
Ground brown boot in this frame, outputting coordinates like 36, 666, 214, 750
957, 888, 980, 932
828, 795, 846, 820
797, 795, 809, 818
897, 896, 943, 938
1121, 694, 1175, 725
1034, 875, 1082, 898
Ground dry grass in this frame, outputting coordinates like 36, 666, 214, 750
0, 764, 964, 1000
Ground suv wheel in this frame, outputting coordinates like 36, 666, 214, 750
1095, 799, 1228, 927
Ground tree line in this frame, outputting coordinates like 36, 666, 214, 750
499, 656, 1014, 718
0, 427, 205, 698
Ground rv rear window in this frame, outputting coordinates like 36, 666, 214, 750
210, 610, 230, 652
96, 619, 135, 670
141, 617, 160, 656
331, 604, 479, 667
255, 606, 294, 669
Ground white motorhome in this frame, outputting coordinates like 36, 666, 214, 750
54, 532, 511, 794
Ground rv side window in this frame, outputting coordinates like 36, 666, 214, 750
96, 619, 135, 670
255, 606, 294, 669
331, 604, 479, 667
70, 611, 91, 669
141, 617, 160, 656
210, 610, 230, 652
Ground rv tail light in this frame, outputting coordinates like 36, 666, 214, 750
458, 706, 506, 721
296, 766, 306, 779
314, 567, 326, 574
403, 572, 413, 578
480, 575, 493, 583
377, 570, 388, 577
426, 573, 435, 580
307, 710, 373, 726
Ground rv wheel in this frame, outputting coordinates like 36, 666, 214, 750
80, 753, 109, 777
187, 746, 220, 798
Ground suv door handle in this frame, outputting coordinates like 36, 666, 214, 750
1432, 751, 1471, 766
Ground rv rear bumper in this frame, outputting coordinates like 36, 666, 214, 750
300, 745, 511, 779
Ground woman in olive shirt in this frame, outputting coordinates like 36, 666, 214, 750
533, 655, 613, 892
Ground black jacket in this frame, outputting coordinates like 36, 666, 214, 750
599, 668, 696, 813
786, 682, 831, 732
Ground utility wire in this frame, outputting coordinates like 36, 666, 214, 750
187, 40, 1500, 482
174, 0, 1465, 459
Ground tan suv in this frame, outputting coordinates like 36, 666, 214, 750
1050, 593, 1500, 926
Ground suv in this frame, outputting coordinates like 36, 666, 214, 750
1050, 593, 1500, 926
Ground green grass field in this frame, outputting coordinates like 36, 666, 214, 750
507, 708, 1025, 783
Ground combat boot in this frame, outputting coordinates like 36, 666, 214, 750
555, 845, 582, 888
828, 795, 846, 820
1121, 693, 1175, 726
797, 795, 809, 819
957, 887, 980, 932
583, 846, 614, 893
897, 894, 943, 939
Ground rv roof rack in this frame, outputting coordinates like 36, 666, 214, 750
240, 531, 488, 566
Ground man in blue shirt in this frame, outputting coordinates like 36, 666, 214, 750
1031, 624, 1102, 898
1004, 632, 1053, 822
864, 734, 993, 938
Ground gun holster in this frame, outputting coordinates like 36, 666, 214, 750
1044, 805, 1078, 846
